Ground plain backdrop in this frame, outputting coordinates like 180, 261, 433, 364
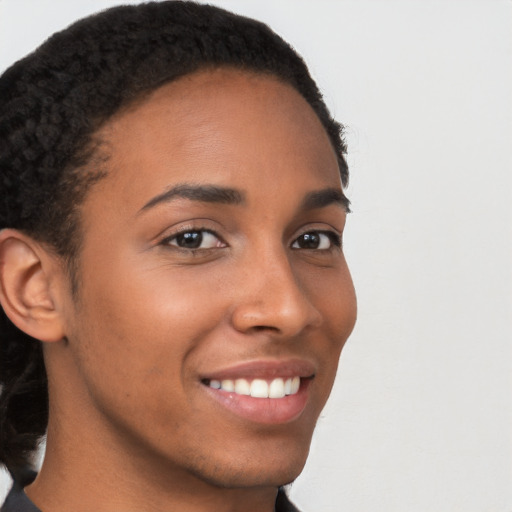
0, 1, 511, 511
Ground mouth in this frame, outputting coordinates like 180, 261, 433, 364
199, 360, 315, 424
202, 376, 303, 398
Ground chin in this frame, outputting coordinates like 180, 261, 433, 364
197, 464, 306, 490
188, 442, 311, 490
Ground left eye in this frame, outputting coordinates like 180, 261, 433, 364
164, 230, 224, 250
292, 231, 338, 250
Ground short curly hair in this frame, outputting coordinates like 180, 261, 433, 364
0, 0, 349, 477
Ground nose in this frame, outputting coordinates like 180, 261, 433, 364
230, 250, 322, 338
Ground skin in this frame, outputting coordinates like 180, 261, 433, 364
2, 68, 356, 512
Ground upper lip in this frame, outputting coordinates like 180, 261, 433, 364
200, 358, 316, 381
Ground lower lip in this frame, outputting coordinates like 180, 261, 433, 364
202, 379, 311, 425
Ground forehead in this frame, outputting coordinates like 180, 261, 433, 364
89, 68, 341, 214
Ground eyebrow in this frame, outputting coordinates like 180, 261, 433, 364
139, 183, 350, 214
300, 187, 351, 212
140, 184, 245, 212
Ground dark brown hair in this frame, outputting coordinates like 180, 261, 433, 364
0, 0, 348, 478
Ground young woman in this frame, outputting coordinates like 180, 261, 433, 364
0, 2, 356, 511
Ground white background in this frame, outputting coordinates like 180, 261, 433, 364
1, 1, 511, 511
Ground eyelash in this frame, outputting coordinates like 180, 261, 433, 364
160, 227, 341, 251
161, 228, 226, 251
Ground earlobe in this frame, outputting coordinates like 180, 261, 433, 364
0, 229, 66, 343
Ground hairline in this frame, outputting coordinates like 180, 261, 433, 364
63, 65, 348, 298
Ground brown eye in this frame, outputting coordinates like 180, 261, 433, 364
164, 230, 225, 250
292, 231, 340, 250
175, 231, 203, 249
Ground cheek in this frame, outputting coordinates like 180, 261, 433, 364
304, 263, 356, 385
79, 251, 226, 340
68, 257, 228, 411
305, 258, 357, 336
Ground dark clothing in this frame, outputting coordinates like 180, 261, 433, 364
275, 489, 301, 512
2, 470, 301, 512
1, 470, 39, 512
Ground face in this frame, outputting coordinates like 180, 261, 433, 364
54, 68, 356, 489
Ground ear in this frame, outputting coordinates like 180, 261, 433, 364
0, 229, 66, 343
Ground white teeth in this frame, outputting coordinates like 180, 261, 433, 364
284, 378, 292, 395
208, 376, 301, 398
221, 379, 235, 392
234, 378, 251, 395
210, 379, 221, 389
269, 378, 285, 398
250, 379, 268, 398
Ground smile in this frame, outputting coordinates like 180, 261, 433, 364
199, 360, 316, 424
205, 376, 301, 398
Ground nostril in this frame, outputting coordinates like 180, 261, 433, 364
252, 325, 279, 332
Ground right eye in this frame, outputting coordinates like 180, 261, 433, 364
162, 229, 226, 250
